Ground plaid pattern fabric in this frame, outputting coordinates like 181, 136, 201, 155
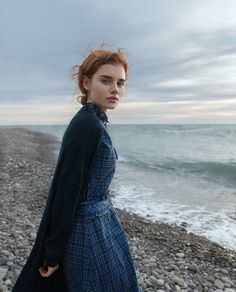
79, 102, 118, 202
62, 200, 140, 291
62, 103, 141, 291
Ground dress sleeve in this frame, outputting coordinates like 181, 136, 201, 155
43, 121, 102, 267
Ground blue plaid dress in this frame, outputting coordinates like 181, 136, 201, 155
62, 102, 141, 292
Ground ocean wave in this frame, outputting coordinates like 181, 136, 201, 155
150, 125, 236, 138
119, 158, 236, 187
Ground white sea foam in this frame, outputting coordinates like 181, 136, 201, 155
111, 162, 236, 251
112, 186, 236, 251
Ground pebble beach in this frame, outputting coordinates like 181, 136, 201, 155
0, 128, 235, 292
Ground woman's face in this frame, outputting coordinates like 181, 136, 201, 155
83, 63, 126, 112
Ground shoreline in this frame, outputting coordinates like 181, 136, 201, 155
0, 128, 235, 291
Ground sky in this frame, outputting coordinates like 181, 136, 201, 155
1, 0, 236, 124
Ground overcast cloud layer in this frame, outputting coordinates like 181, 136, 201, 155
1, 0, 236, 124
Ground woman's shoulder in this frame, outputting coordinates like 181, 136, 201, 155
72, 109, 103, 130
63, 109, 103, 143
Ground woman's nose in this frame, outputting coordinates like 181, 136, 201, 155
111, 82, 119, 93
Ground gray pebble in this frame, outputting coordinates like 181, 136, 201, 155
4, 279, 12, 286
156, 279, 165, 286
0, 284, 9, 292
144, 279, 153, 287
149, 275, 159, 285
222, 277, 234, 286
221, 268, 229, 275
0, 267, 8, 281
187, 264, 198, 273
171, 275, 186, 286
175, 252, 185, 258
151, 270, 160, 278
139, 281, 147, 290
214, 279, 224, 289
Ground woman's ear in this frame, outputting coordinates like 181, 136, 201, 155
83, 76, 91, 91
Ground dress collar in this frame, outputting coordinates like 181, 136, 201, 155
83, 102, 109, 125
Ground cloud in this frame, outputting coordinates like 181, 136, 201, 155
1, 0, 236, 123
0, 95, 80, 125
109, 99, 236, 124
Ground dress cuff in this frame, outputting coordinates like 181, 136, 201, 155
43, 255, 59, 268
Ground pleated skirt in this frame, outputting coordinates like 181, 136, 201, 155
62, 199, 141, 292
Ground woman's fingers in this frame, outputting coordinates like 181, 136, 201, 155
38, 263, 59, 277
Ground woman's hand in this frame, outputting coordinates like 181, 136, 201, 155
38, 261, 59, 277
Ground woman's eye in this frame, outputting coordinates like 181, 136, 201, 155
101, 79, 109, 84
118, 81, 125, 87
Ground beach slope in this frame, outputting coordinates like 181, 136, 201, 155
0, 128, 235, 291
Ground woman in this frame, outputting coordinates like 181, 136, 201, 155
13, 47, 142, 292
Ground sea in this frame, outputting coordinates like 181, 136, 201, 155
10, 123, 236, 251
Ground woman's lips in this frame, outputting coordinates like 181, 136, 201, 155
107, 97, 119, 102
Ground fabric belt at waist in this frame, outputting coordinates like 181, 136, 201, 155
75, 198, 113, 218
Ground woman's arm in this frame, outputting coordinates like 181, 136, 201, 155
42, 119, 102, 268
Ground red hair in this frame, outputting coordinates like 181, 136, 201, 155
72, 47, 129, 105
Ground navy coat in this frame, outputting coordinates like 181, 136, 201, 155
13, 106, 104, 292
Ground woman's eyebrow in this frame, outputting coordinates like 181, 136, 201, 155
100, 75, 126, 82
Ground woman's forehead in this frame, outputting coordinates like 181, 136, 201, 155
95, 64, 126, 79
